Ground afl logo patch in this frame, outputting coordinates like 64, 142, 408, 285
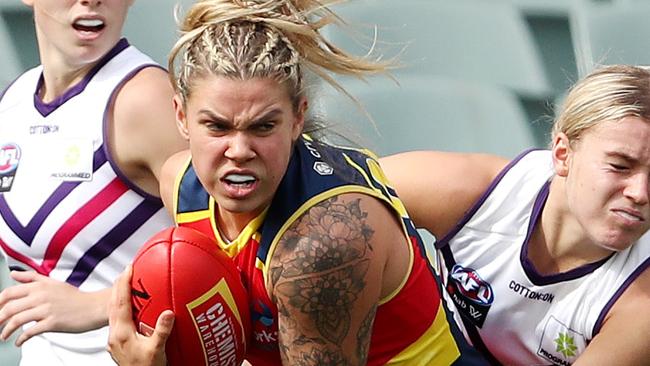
447, 264, 494, 327
0, 143, 21, 174
0, 143, 21, 192
450, 264, 494, 305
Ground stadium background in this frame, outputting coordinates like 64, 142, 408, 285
0, 0, 648, 364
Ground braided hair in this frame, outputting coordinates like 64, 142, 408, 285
169, 0, 391, 116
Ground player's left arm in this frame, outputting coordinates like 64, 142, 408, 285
0, 271, 111, 345
268, 192, 406, 365
573, 267, 650, 365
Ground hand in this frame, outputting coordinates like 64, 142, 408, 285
107, 266, 173, 366
0, 271, 109, 346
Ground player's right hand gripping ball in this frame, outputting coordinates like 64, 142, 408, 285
130, 226, 251, 366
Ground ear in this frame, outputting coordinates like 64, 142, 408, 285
292, 97, 308, 140
551, 132, 571, 177
172, 94, 190, 140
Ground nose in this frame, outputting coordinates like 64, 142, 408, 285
224, 132, 255, 163
624, 173, 650, 206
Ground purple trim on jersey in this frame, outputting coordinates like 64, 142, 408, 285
0, 148, 107, 245
592, 256, 650, 336
33, 39, 130, 117
433, 149, 581, 365
66, 199, 163, 286
101, 62, 166, 202
520, 181, 614, 286
436, 148, 541, 249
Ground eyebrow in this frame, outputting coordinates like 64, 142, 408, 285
196, 108, 284, 126
604, 151, 638, 164
251, 109, 283, 124
198, 109, 230, 126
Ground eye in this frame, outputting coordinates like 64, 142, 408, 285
609, 163, 629, 171
253, 121, 276, 134
204, 121, 230, 133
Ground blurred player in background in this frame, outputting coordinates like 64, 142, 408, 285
107, 0, 464, 365
0, 0, 186, 364
381, 64, 650, 366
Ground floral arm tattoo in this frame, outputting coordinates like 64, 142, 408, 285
269, 196, 378, 365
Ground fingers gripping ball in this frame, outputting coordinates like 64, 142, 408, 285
130, 227, 251, 366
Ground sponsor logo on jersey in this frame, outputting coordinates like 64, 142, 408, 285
303, 140, 335, 176
0, 143, 21, 192
251, 299, 278, 350
537, 316, 585, 365
447, 264, 493, 327
0, 143, 20, 174
313, 161, 333, 175
29, 125, 59, 135
509, 280, 555, 303
303, 140, 321, 158
49, 139, 93, 181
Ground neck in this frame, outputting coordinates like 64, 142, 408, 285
529, 177, 612, 274
216, 207, 262, 242
39, 61, 94, 103
36, 36, 108, 103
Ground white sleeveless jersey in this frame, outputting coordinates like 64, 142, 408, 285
435, 149, 650, 366
0, 40, 173, 366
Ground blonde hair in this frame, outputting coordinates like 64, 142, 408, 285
553, 65, 650, 144
169, 0, 390, 111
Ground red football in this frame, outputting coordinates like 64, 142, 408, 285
130, 226, 250, 366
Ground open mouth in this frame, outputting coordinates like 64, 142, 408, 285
73, 19, 105, 33
223, 173, 257, 188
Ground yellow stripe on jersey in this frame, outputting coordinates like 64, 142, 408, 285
386, 304, 460, 365
255, 257, 265, 272
208, 198, 269, 258
366, 158, 408, 218
342, 153, 408, 219
340, 154, 415, 304
342, 153, 378, 192
304, 133, 380, 161
176, 210, 212, 224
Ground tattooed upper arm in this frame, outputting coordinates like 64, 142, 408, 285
268, 193, 400, 366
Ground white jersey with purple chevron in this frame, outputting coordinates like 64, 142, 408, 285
0, 39, 173, 365
435, 149, 650, 366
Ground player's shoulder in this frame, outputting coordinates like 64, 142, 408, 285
110, 64, 176, 142
159, 150, 191, 208
116, 66, 173, 108
162, 150, 191, 180
287, 191, 403, 251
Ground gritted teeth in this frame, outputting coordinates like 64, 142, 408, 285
224, 174, 256, 184
73, 19, 105, 32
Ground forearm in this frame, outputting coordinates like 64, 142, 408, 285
85, 287, 112, 329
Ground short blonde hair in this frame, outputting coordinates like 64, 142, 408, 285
553, 65, 650, 144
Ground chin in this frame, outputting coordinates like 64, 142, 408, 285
221, 199, 263, 215
597, 236, 637, 253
